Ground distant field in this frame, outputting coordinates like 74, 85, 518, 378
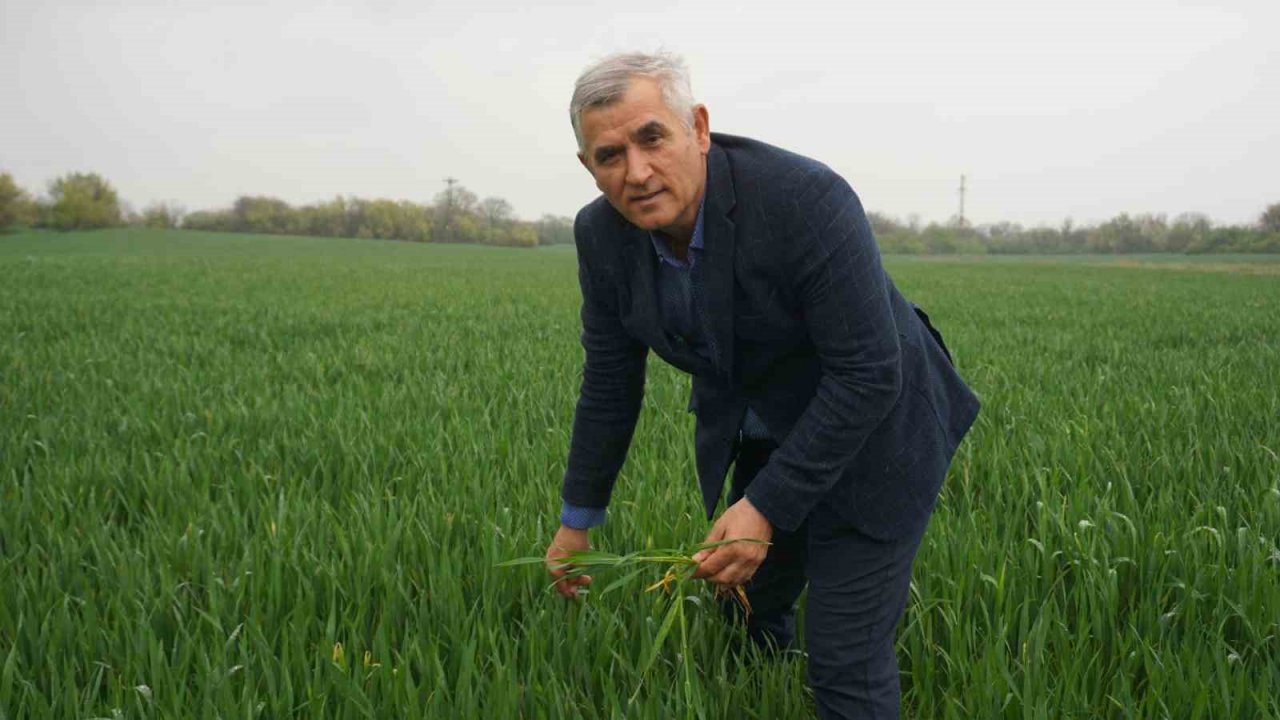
2, 229, 1278, 718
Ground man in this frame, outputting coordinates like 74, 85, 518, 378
545, 51, 980, 719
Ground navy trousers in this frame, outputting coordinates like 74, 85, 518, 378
726, 438, 929, 720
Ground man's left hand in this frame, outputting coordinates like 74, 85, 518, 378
691, 497, 773, 588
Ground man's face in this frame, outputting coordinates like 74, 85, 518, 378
577, 77, 710, 240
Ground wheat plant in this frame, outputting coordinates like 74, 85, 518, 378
499, 538, 766, 719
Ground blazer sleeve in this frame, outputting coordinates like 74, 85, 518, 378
560, 212, 649, 510
743, 168, 903, 532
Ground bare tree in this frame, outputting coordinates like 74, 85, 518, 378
480, 196, 514, 243
434, 180, 478, 243
1260, 203, 1280, 235
139, 201, 186, 229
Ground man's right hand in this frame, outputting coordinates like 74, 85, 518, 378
545, 525, 592, 599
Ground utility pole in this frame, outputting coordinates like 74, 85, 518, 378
957, 174, 967, 228
442, 177, 458, 242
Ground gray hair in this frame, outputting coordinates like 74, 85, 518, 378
569, 51, 697, 151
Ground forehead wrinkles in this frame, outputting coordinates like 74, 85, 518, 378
583, 111, 665, 157
581, 81, 677, 151
632, 120, 668, 138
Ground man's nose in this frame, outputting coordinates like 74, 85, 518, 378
624, 147, 652, 187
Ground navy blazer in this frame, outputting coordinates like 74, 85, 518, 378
562, 133, 980, 540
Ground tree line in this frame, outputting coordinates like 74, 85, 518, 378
0, 171, 574, 248
2, 169, 1278, 253
869, 210, 1280, 254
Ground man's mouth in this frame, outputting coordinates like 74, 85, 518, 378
630, 189, 664, 204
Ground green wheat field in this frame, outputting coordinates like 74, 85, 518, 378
2, 229, 1278, 719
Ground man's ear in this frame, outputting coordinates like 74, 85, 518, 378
693, 104, 711, 154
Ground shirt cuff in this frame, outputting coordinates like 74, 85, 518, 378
743, 474, 805, 533
560, 501, 607, 530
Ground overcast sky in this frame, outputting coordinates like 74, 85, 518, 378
2, 0, 1277, 227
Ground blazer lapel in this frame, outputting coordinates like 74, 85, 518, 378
699, 144, 737, 383
620, 227, 669, 353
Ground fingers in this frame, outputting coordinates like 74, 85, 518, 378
692, 520, 729, 574
693, 548, 726, 580
554, 573, 592, 599
705, 552, 749, 586
694, 541, 747, 580
545, 527, 590, 599
698, 544, 768, 587
546, 557, 573, 577
709, 562, 753, 588
546, 539, 592, 600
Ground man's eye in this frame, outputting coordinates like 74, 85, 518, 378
642, 135, 661, 146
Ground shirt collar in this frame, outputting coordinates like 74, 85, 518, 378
649, 194, 706, 269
